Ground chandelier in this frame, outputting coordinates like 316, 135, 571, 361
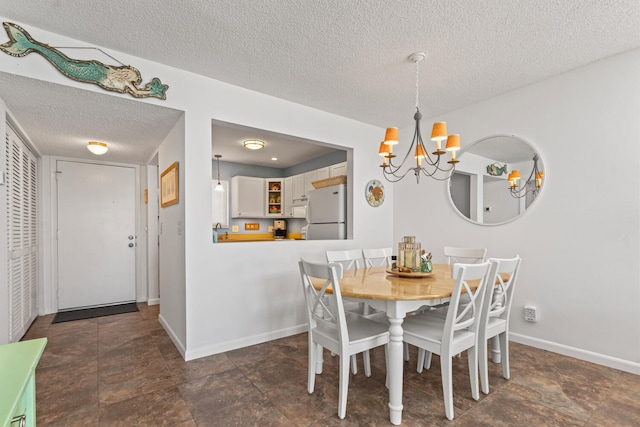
507, 154, 543, 198
378, 52, 460, 183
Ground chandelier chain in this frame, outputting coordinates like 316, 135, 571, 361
415, 57, 420, 110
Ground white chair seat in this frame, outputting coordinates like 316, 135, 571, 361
404, 315, 476, 352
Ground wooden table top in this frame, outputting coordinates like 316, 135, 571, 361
313, 264, 459, 301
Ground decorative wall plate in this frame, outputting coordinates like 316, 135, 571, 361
365, 179, 384, 207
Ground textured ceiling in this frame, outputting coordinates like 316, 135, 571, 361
0, 1, 639, 164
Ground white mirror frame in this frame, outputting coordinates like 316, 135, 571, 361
447, 134, 544, 226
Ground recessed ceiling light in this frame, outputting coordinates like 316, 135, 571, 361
271, 157, 277, 161
243, 140, 265, 150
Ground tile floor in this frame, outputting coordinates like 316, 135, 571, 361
21, 303, 640, 426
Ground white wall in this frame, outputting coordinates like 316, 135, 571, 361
146, 165, 160, 305
157, 116, 187, 354
394, 49, 640, 374
0, 19, 395, 359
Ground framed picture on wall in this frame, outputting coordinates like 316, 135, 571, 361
160, 161, 179, 207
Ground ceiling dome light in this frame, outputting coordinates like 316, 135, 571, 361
243, 140, 265, 150
87, 141, 108, 155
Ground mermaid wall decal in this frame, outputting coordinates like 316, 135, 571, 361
0, 22, 169, 100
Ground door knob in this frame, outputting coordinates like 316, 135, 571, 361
128, 243, 134, 247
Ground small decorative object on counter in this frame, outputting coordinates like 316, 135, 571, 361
397, 236, 421, 272
420, 250, 432, 272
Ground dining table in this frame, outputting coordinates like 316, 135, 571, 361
311, 263, 485, 425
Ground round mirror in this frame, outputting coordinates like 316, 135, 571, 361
448, 134, 544, 225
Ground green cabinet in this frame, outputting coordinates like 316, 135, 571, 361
0, 338, 47, 427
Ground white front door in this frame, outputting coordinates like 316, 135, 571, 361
57, 160, 136, 310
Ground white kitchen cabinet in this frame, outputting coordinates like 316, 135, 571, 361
305, 169, 319, 195
291, 173, 306, 202
330, 162, 347, 177
231, 176, 265, 218
283, 177, 293, 217
317, 167, 330, 180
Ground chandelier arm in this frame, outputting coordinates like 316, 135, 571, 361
381, 166, 416, 182
416, 164, 456, 180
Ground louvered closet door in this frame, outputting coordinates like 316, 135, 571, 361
6, 124, 38, 342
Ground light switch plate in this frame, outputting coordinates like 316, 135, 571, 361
245, 223, 260, 230
0, 170, 4, 185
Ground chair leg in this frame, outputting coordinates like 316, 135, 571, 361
338, 353, 350, 419
308, 340, 317, 393
417, 348, 425, 373
467, 346, 479, 401
351, 354, 358, 375
315, 343, 324, 374
403, 342, 409, 361
363, 350, 372, 377
479, 336, 490, 395
499, 332, 510, 380
441, 355, 455, 420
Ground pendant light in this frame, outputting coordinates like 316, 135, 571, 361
214, 154, 224, 192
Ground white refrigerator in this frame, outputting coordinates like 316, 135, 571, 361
305, 184, 346, 240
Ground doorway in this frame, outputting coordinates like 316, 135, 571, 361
56, 160, 136, 310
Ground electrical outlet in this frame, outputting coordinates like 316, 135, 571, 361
524, 305, 538, 322
232, 225, 239, 232
268, 226, 273, 232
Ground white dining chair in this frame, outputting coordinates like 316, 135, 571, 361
362, 247, 392, 267
444, 246, 487, 271
325, 249, 364, 271
478, 256, 521, 395
325, 249, 368, 374
299, 259, 389, 420
402, 261, 497, 420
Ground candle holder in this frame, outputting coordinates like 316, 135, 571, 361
398, 236, 421, 272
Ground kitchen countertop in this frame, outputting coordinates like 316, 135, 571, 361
216, 233, 303, 243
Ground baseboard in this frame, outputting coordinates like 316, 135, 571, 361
147, 298, 160, 306
158, 313, 186, 359
510, 332, 640, 375
184, 324, 308, 361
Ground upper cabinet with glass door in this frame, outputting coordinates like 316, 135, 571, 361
266, 179, 283, 216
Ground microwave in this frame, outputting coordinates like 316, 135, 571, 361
291, 199, 307, 218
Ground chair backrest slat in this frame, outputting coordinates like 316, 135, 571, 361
362, 247, 392, 267
481, 256, 521, 327
299, 259, 348, 342
444, 246, 487, 266
446, 262, 497, 338
326, 249, 363, 271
